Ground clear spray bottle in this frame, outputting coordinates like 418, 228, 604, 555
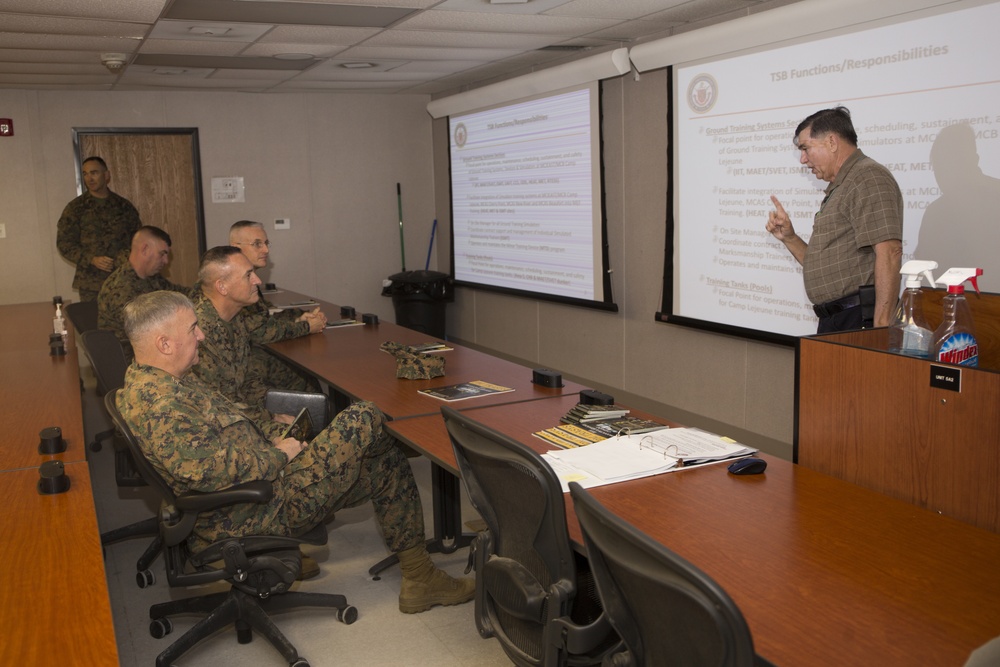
931, 267, 983, 368
888, 260, 937, 359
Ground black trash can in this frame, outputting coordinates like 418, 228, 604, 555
381, 270, 453, 339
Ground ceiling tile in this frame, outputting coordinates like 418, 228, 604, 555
0, 62, 109, 75
140, 38, 249, 57
148, 20, 274, 41
398, 9, 620, 35
0, 32, 141, 52
258, 25, 381, 45
364, 29, 559, 50
0, 13, 149, 37
165, 0, 415, 28
0, 49, 106, 64
335, 44, 525, 62
240, 42, 348, 58
433, 0, 575, 14
544, 0, 690, 20
0, 72, 113, 84
0, 0, 167, 22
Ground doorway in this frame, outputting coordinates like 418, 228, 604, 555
73, 129, 206, 287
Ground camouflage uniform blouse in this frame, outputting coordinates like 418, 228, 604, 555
56, 191, 141, 294
117, 363, 288, 547
97, 264, 190, 354
191, 290, 302, 424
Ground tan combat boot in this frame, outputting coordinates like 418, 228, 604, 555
397, 544, 475, 614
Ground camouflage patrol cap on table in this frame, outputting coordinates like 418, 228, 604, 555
380, 341, 445, 380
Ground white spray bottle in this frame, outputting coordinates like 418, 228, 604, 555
888, 260, 937, 359
931, 267, 983, 368
53, 302, 67, 339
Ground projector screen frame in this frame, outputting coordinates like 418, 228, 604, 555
447, 80, 619, 313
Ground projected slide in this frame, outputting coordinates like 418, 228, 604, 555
450, 86, 604, 302
674, 2, 1000, 337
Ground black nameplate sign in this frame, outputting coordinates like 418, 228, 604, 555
929, 364, 961, 393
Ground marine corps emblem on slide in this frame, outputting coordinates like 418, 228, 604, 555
687, 73, 718, 114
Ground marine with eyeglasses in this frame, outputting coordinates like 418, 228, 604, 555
229, 220, 327, 395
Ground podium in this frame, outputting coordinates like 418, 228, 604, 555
796, 290, 1000, 533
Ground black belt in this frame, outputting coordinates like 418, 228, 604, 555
813, 292, 861, 318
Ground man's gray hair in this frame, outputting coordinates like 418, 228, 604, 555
123, 290, 194, 343
229, 219, 264, 243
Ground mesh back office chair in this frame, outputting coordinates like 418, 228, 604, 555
441, 405, 618, 667
66, 301, 104, 450
79, 328, 128, 452
80, 329, 163, 580
568, 482, 773, 667
105, 390, 356, 667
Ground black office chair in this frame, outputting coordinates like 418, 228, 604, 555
79, 329, 163, 581
79, 328, 128, 452
105, 390, 356, 667
569, 482, 773, 667
65, 300, 99, 335
442, 405, 618, 667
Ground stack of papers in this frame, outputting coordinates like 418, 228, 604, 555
542, 427, 755, 491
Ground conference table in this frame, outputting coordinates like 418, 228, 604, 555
265, 290, 1000, 665
265, 293, 587, 570
0, 303, 118, 665
266, 300, 587, 420
385, 394, 1000, 667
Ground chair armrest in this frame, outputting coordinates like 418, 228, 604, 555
482, 556, 548, 623
175, 480, 273, 513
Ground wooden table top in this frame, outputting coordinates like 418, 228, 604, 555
268, 319, 586, 420
0, 305, 87, 470
387, 395, 1000, 667
0, 463, 118, 665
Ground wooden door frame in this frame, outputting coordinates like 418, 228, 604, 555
71, 127, 207, 257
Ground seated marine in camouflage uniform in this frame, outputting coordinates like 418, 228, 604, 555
117, 290, 475, 613
229, 220, 325, 394
98, 225, 190, 358
191, 246, 326, 425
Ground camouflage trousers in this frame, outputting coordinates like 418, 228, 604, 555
193, 400, 425, 554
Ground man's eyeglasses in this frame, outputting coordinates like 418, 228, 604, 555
234, 240, 271, 249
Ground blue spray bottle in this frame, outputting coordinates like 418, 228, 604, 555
931, 267, 983, 367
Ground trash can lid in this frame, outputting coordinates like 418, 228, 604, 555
387, 270, 449, 283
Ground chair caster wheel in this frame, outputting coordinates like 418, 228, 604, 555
136, 569, 155, 588
338, 605, 358, 624
291, 660, 310, 667
149, 617, 172, 639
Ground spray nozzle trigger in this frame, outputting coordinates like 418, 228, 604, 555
936, 267, 984, 295
900, 259, 939, 289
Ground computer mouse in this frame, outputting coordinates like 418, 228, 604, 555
727, 456, 767, 475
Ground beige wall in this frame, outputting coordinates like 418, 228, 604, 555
0, 89, 437, 325
434, 70, 797, 459
0, 78, 796, 457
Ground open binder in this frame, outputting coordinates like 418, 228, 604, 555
542, 427, 755, 491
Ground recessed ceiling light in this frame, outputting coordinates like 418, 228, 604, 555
340, 62, 377, 69
274, 53, 315, 61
